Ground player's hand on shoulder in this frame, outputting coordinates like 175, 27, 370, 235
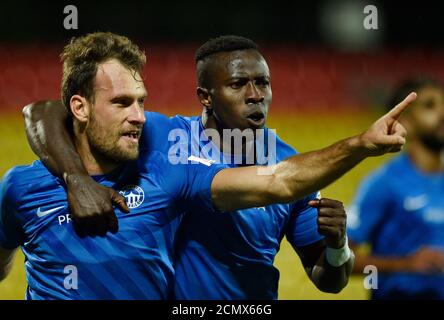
65, 174, 129, 237
309, 198, 347, 249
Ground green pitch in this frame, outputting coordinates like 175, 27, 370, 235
0, 110, 393, 300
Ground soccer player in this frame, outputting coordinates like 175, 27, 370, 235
0, 33, 228, 299
173, 36, 352, 299
13, 32, 413, 299
348, 77, 444, 299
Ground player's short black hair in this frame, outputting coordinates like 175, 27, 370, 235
195, 35, 261, 87
388, 76, 441, 112
195, 35, 260, 63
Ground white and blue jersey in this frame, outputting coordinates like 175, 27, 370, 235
0, 112, 226, 300
167, 115, 323, 300
348, 153, 444, 299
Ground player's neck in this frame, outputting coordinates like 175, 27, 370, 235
74, 134, 120, 176
408, 139, 444, 173
201, 110, 255, 163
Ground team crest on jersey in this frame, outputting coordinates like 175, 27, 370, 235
119, 185, 145, 209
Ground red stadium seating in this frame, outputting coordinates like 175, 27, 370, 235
1, 44, 444, 114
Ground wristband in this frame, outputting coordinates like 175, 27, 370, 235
325, 236, 351, 267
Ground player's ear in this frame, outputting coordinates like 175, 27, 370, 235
197, 87, 212, 109
70, 95, 89, 123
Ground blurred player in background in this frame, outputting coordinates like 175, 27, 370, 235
20, 32, 415, 299
348, 77, 444, 299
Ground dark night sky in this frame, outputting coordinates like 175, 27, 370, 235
0, 0, 443, 47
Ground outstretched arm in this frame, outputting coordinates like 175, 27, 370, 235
23, 101, 129, 236
23, 92, 415, 234
211, 92, 416, 211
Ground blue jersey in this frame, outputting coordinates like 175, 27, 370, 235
165, 115, 323, 300
0, 112, 225, 300
347, 153, 444, 299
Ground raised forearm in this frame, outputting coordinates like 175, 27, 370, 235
22, 100, 87, 179
212, 136, 367, 211
270, 136, 366, 203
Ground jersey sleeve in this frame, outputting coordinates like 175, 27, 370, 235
286, 191, 324, 248
347, 170, 392, 245
181, 160, 227, 211
151, 151, 227, 210
0, 169, 23, 249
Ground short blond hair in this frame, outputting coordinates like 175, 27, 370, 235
61, 32, 146, 111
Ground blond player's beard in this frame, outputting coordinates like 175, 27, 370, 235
86, 113, 140, 163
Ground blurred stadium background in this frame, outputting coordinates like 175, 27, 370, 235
0, 0, 443, 299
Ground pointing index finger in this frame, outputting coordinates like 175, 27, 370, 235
386, 92, 417, 120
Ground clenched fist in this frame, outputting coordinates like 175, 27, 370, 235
309, 198, 347, 249
65, 173, 130, 237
